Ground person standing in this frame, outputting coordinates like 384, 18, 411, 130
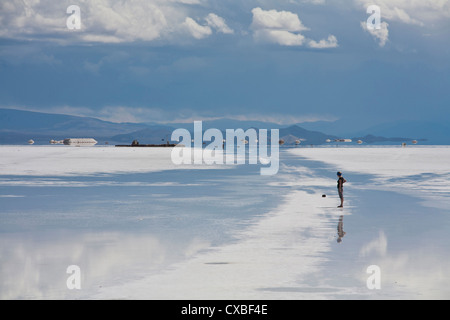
337, 171, 346, 208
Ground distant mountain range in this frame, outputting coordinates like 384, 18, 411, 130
298, 119, 450, 145
0, 108, 150, 145
1, 108, 447, 146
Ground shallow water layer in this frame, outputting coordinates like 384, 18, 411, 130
0, 146, 449, 299
0, 152, 282, 299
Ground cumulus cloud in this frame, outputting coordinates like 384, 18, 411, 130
182, 13, 234, 40
0, 0, 64, 38
250, 7, 308, 46
183, 17, 213, 39
2, 0, 449, 46
0, 0, 171, 42
254, 29, 306, 46
355, 0, 450, 26
0, 0, 232, 43
251, 7, 309, 33
355, 0, 450, 47
250, 7, 337, 49
361, 21, 389, 47
308, 35, 338, 49
205, 13, 234, 34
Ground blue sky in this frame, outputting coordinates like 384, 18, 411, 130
1, 0, 450, 128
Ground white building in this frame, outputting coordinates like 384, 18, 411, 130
63, 138, 97, 146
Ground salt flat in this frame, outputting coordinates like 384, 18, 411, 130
289, 146, 450, 178
0, 145, 449, 299
289, 146, 450, 210
92, 146, 450, 300
0, 145, 226, 176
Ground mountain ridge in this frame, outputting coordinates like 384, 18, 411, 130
0, 108, 441, 145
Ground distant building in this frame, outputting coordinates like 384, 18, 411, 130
63, 138, 97, 146
335, 139, 352, 143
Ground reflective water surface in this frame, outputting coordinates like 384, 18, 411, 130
1, 147, 449, 299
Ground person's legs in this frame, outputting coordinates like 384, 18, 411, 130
338, 190, 344, 207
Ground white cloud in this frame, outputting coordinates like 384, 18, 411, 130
1, 105, 338, 126
0, 0, 64, 38
303, 0, 326, 4
355, 0, 450, 46
182, 13, 234, 39
2, 0, 449, 45
253, 29, 306, 46
251, 7, 309, 33
0, 0, 231, 43
361, 21, 389, 47
356, 230, 450, 299
0, 0, 176, 43
250, 7, 337, 49
85, 1, 171, 42
205, 13, 234, 34
182, 17, 213, 39
250, 7, 307, 46
355, 0, 450, 26
308, 35, 338, 48
96, 108, 339, 126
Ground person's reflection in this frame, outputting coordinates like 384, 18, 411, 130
337, 215, 346, 243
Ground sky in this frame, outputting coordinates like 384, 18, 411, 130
1, 0, 450, 128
